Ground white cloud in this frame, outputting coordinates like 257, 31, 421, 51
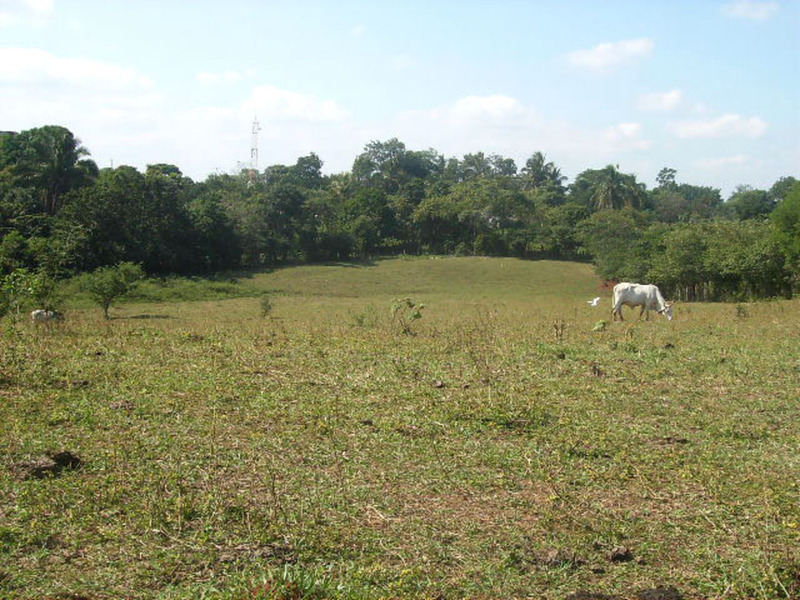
696, 155, 749, 169
722, 0, 779, 20
0, 0, 52, 25
0, 45, 356, 176
637, 89, 683, 111
567, 38, 654, 71
391, 54, 415, 71
673, 113, 767, 138
0, 47, 154, 90
196, 69, 254, 85
0, 47, 162, 170
242, 85, 350, 123
157, 86, 356, 176
604, 122, 652, 150
448, 95, 530, 126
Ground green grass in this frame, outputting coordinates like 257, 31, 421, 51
1, 257, 798, 599
60, 271, 266, 310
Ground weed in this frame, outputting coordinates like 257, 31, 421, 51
390, 297, 424, 335
552, 319, 566, 341
260, 294, 274, 318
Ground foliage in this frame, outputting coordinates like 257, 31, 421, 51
771, 182, 800, 269
570, 165, 647, 211
720, 185, 775, 220
521, 151, 566, 196
1, 124, 797, 300
575, 209, 649, 280
0, 125, 98, 215
647, 220, 791, 300
390, 297, 424, 335
259, 293, 274, 318
82, 261, 144, 318
0, 268, 35, 318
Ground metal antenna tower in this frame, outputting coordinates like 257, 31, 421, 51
248, 117, 262, 186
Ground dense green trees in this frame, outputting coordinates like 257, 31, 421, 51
772, 182, 800, 269
570, 165, 647, 211
0, 125, 98, 215
1, 125, 797, 301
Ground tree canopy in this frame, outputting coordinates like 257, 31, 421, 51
1, 125, 797, 301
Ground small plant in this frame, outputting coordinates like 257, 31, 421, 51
83, 262, 144, 319
552, 319, 566, 341
735, 303, 750, 319
247, 564, 340, 599
0, 268, 35, 319
390, 297, 425, 335
350, 304, 378, 328
29, 272, 64, 313
260, 293, 274, 318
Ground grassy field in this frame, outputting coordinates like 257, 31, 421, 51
1, 257, 798, 599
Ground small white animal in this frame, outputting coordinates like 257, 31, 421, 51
30, 309, 62, 322
587, 297, 601, 307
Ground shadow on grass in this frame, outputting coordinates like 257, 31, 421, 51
113, 314, 175, 320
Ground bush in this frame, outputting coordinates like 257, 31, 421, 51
83, 262, 144, 319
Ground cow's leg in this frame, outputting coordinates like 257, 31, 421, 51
612, 303, 624, 321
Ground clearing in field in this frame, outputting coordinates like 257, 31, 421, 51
1, 257, 798, 599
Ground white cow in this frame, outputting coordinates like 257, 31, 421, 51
31, 309, 62, 323
611, 283, 673, 321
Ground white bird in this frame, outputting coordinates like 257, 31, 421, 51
587, 297, 601, 307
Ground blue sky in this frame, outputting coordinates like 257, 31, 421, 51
1, 0, 798, 197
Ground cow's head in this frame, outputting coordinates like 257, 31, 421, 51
660, 302, 674, 321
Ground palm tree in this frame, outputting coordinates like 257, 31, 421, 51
590, 165, 645, 211
9, 125, 99, 214
521, 151, 566, 191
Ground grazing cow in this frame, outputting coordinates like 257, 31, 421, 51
611, 283, 673, 321
30, 309, 62, 323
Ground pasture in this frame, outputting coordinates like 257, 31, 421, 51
1, 257, 798, 599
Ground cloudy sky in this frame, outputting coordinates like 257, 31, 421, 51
1, 0, 798, 197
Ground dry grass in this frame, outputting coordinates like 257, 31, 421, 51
1, 257, 798, 599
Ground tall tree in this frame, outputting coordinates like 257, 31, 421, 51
771, 182, 800, 271
576, 209, 648, 280
767, 176, 798, 205
488, 154, 518, 177
722, 185, 773, 220
570, 165, 646, 211
655, 167, 677, 189
521, 152, 566, 193
352, 138, 408, 192
0, 126, 98, 215
460, 152, 493, 181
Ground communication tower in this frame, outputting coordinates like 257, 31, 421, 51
248, 117, 262, 186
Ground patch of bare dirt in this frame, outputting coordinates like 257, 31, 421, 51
14, 450, 83, 479
636, 586, 683, 600
565, 586, 683, 600
539, 548, 585, 568
566, 592, 619, 600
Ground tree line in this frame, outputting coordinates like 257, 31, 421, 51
1, 125, 798, 306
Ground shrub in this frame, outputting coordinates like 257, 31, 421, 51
83, 262, 144, 319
